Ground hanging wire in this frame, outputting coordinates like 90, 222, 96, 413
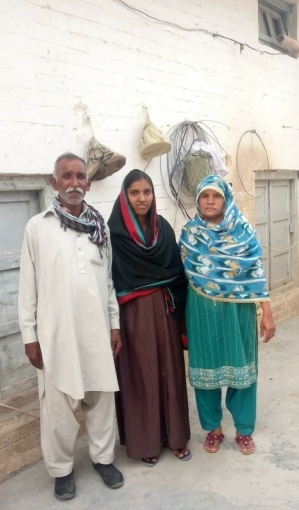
160, 120, 226, 224
236, 130, 298, 253
236, 129, 270, 199
114, 0, 283, 56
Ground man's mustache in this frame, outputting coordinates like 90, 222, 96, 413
66, 187, 84, 194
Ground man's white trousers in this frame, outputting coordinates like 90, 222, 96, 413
40, 369, 116, 477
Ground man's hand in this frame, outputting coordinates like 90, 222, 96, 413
111, 329, 122, 358
25, 342, 43, 369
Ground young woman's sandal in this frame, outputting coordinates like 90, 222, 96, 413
235, 435, 256, 455
142, 457, 158, 467
173, 448, 192, 461
204, 432, 225, 453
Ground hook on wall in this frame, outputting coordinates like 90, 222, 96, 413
142, 104, 150, 122
85, 114, 95, 138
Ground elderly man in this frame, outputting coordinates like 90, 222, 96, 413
18, 153, 123, 500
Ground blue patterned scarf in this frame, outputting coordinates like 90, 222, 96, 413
179, 175, 269, 302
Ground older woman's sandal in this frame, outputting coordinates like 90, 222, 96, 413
204, 432, 225, 453
235, 435, 256, 455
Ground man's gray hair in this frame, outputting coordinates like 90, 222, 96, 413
53, 152, 87, 177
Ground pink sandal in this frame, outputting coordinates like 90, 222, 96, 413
204, 432, 225, 453
235, 435, 256, 455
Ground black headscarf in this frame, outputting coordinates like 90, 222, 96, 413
108, 170, 187, 317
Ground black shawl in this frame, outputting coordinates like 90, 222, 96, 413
108, 194, 187, 318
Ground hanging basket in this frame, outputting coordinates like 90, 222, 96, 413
140, 119, 171, 160
87, 137, 126, 181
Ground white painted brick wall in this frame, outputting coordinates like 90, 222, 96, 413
0, 0, 299, 233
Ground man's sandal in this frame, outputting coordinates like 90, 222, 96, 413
204, 432, 225, 453
235, 435, 256, 455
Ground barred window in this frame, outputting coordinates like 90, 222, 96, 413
258, 0, 297, 53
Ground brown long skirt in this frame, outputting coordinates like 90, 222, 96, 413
115, 289, 190, 459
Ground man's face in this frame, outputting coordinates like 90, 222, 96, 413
52, 158, 90, 210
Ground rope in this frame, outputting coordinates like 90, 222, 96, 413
264, 242, 298, 252
86, 115, 95, 138
0, 403, 39, 420
143, 158, 152, 172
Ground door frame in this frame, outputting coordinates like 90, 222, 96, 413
255, 169, 298, 289
0, 174, 53, 398
0, 173, 54, 209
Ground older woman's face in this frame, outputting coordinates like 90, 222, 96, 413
198, 189, 225, 224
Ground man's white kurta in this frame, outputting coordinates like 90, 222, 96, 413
18, 204, 119, 399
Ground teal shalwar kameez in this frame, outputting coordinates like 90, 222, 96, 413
186, 286, 258, 435
179, 175, 270, 440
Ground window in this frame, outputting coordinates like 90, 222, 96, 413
258, 0, 297, 52
255, 171, 297, 290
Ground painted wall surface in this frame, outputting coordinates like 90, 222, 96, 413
0, 0, 299, 231
1, 1, 299, 396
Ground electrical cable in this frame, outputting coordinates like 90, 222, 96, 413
114, 0, 283, 56
236, 130, 298, 253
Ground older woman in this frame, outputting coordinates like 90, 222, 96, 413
179, 175, 275, 455
108, 169, 190, 466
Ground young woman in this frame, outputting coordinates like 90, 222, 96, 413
179, 174, 275, 455
108, 169, 190, 466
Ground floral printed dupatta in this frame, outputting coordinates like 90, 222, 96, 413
179, 175, 269, 303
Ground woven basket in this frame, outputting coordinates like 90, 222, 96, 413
184, 152, 211, 195
87, 137, 126, 181
140, 120, 171, 160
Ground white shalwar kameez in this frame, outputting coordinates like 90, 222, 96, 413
18, 203, 120, 477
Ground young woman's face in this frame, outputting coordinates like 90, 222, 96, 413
198, 189, 225, 224
127, 178, 154, 218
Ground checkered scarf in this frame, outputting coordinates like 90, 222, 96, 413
53, 196, 108, 257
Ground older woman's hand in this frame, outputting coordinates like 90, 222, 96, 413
260, 301, 276, 343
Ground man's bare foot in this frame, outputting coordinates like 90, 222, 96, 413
204, 427, 225, 453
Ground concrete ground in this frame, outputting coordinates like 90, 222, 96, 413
0, 315, 299, 510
